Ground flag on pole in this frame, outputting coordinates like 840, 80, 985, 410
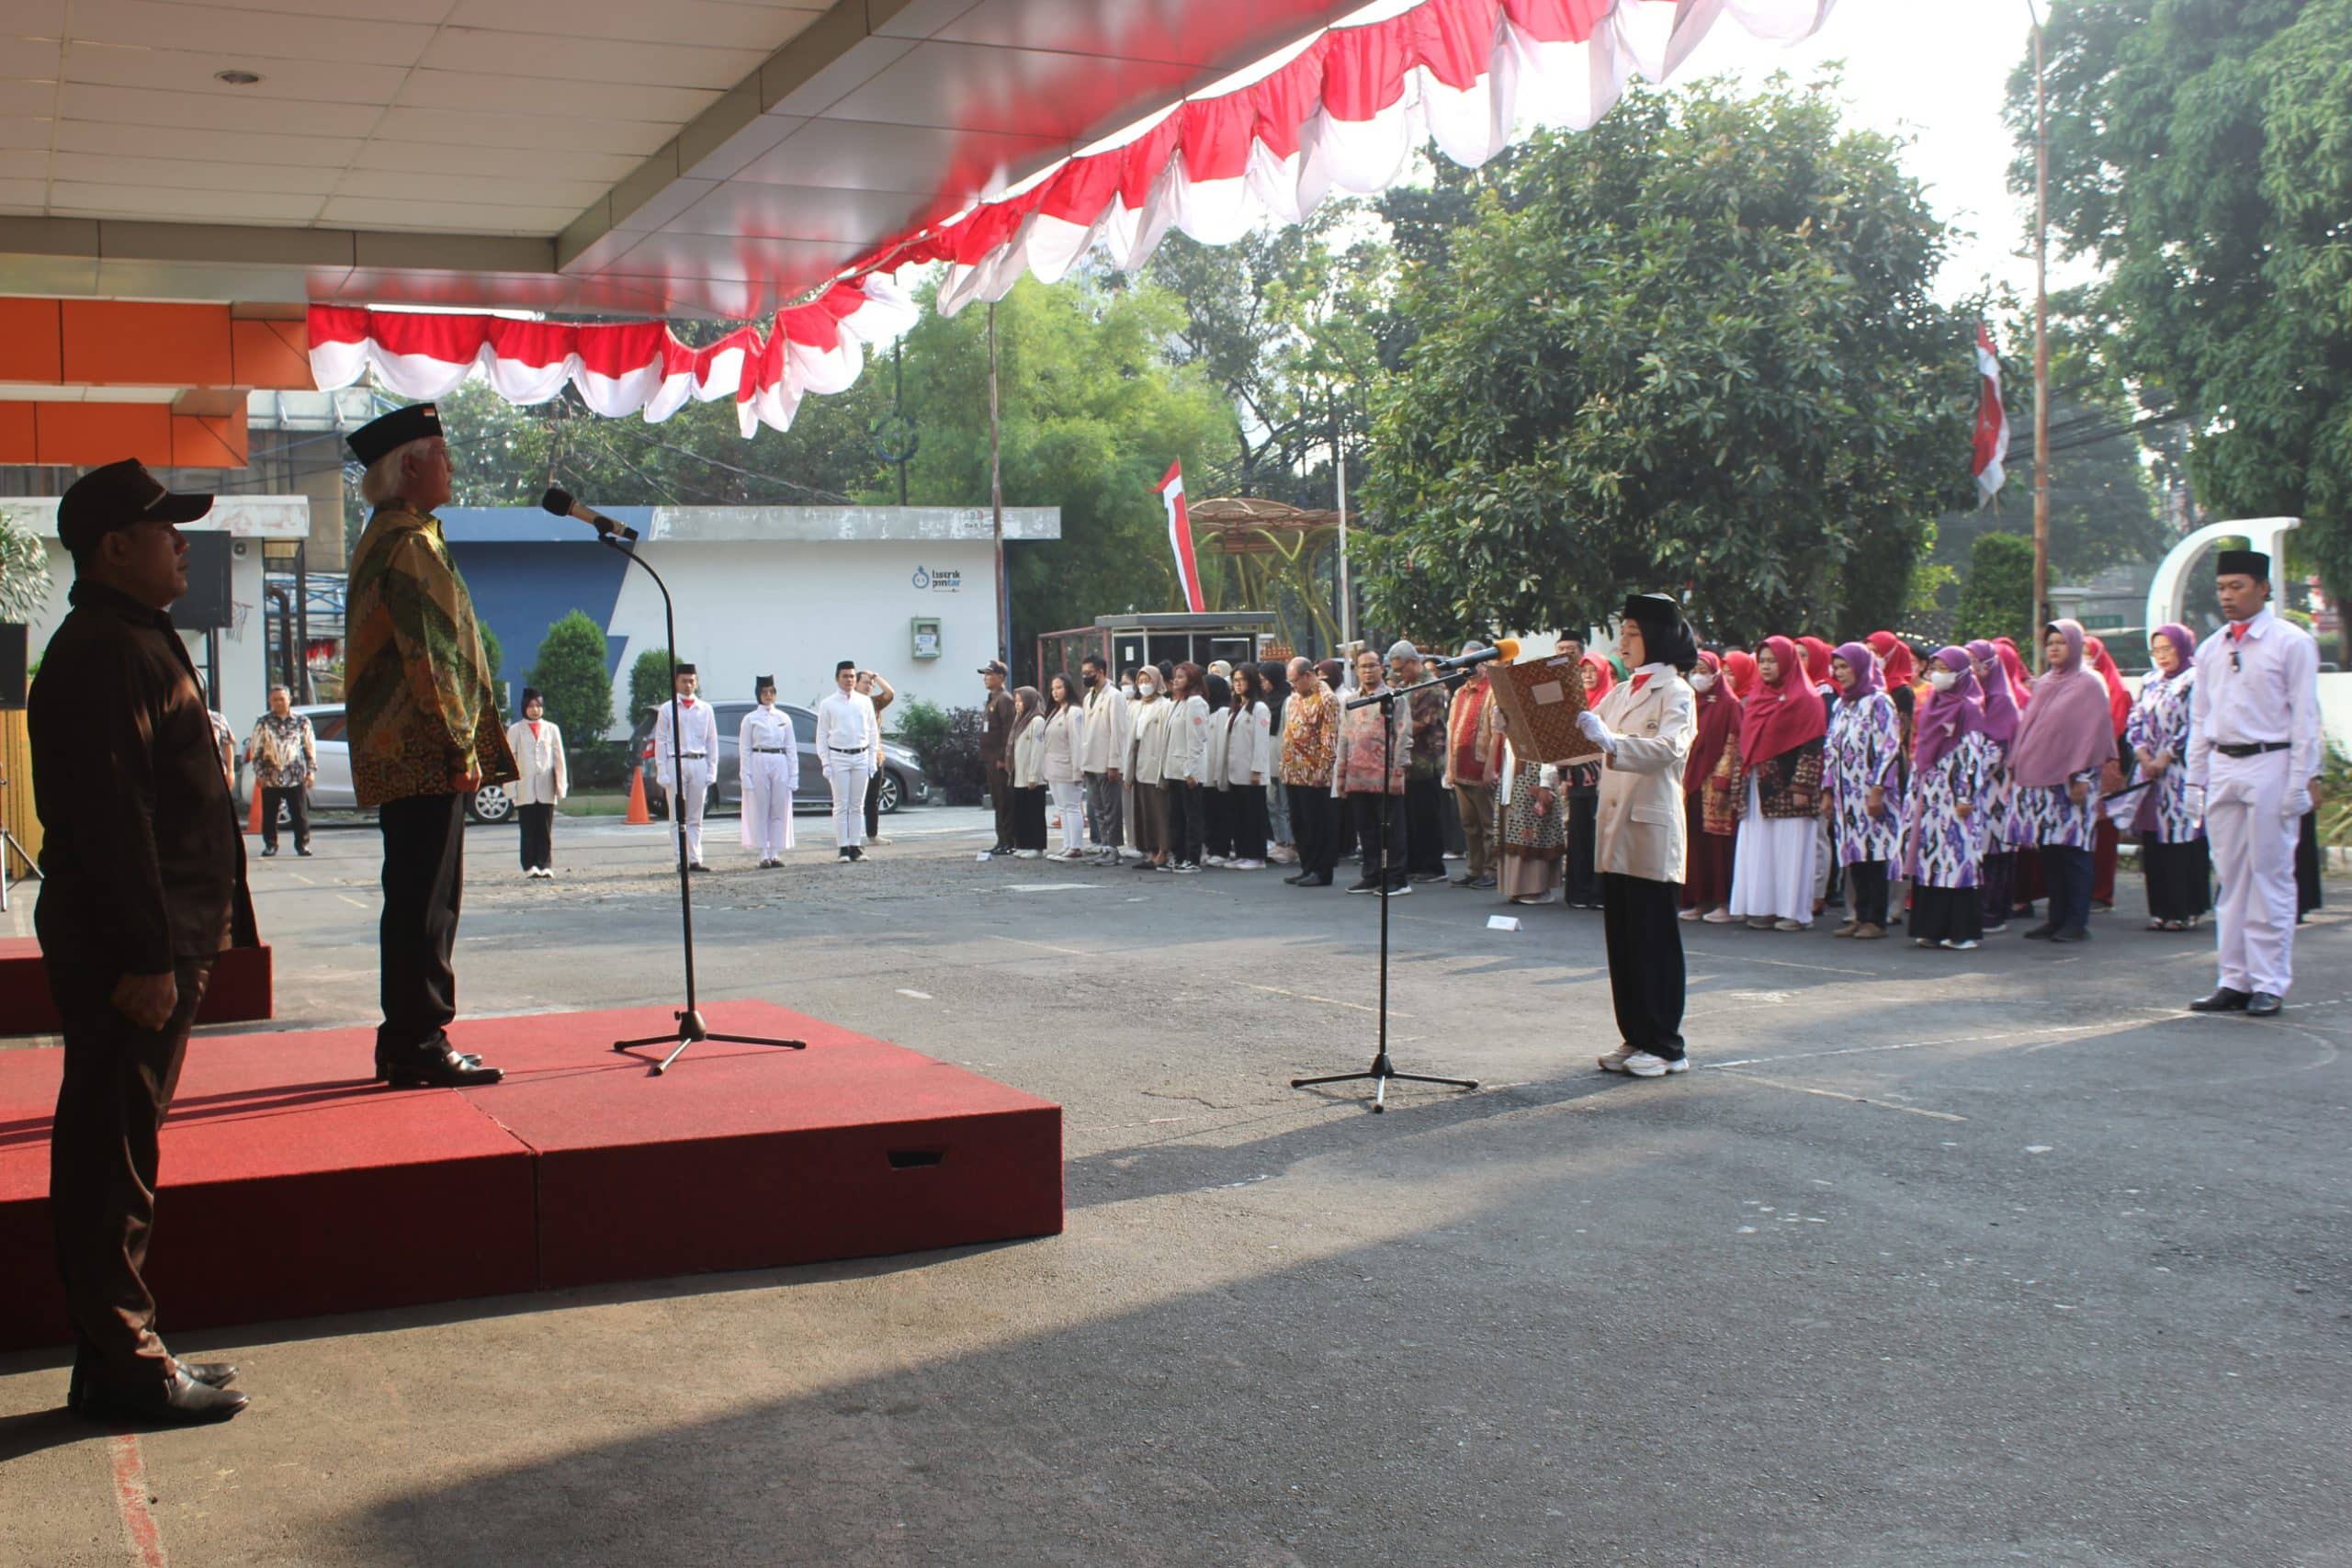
1156, 460, 1205, 613
1972, 322, 2010, 508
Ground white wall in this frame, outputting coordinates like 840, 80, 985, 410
605, 538, 1009, 727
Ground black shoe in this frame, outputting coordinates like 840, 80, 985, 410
179, 1360, 239, 1389
1297, 873, 1332, 887
848, 846, 865, 861
1468, 874, 1498, 890
2049, 926, 2090, 943
989, 845, 1013, 856
838, 851, 853, 863
260, 845, 277, 857
377, 1040, 503, 1088
1283, 872, 1310, 886
1451, 874, 1477, 886
1408, 870, 1445, 884
1346, 879, 1380, 895
73, 1368, 248, 1425
297, 846, 312, 857
2246, 992, 2283, 1017
2188, 987, 2251, 1013
2021, 923, 2057, 941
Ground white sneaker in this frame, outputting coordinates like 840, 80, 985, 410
1204, 854, 1230, 867
1623, 1052, 1690, 1078
1014, 849, 1041, 859
1597, 1043, 1637, 1073
1940, 938, 1980, 951
1231, 858, 1265, 870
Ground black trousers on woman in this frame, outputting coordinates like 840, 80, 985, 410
2041, 843, 2094, 934
864, 768, 884, 838
1013, 784, 1050, 852
516, 802, 554, 871
1601, 872, 1685, 1060
1168, 780, 1205, 866
1846, 859, 1891, 926
1203, 785, 1234, 860
2141, 833, 2211, 922
1288, 784, 1340, 879
1229, 784, 1270, 862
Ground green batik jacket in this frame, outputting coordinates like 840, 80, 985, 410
345, 502, 519, 808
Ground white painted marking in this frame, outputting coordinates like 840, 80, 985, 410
1004, 883, 1097, 893
1717, 1070, 1969, 1122
1248, 983, 1409, 1019
986, 933, 1091, 958
895, 988, 933, 1000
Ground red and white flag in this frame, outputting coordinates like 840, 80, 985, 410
1155, 460, 1206, 613
1972, 322, 2010, 508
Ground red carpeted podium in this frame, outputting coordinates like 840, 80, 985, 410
0, 936, 274, 1035
0, 1001, 1062, 1350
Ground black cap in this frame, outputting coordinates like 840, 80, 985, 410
754, 674, 775, 694
57, 459, 212, 554
978, 660, 1008, 676
2216, 548, 2270, 581
346, 402, 444, 467
674, 663, 697, 678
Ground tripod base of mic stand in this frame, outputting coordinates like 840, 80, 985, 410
615, 1009, 807, 1076
1292, 1051, 1477, 1114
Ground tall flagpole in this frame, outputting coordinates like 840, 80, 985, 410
2030, 2, 2052, 664
989, 300, 1007, 668
1333, 398, 1354, 647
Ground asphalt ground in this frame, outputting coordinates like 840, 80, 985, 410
2, 807, 2346, 1567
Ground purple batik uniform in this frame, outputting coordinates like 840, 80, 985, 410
2123, 668, 2200, 842
1905, 729, 1992, 887
1826, 690, 1903, 864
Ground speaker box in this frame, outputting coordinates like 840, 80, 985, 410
0, 624, 23, 711
176, 533, 234, 632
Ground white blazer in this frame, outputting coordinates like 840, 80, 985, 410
1593, 667, 1695, 883
505, 718, 568, 806
1127, 697, 1172, 785
1040, 705, 1085, 784
1216, 701, 1272, 787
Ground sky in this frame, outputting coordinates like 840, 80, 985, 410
1671, 0, 2080, 308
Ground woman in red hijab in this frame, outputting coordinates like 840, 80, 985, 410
1865, 631, 1919, 692
1679, 650, 1740, 921
1723, 648, 1758, 699
1795, 636, 1837, 694
1725, 636, 1827, 931
2082, 635, 2132, 908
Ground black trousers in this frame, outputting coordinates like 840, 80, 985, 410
1910, 885, 1983, 943
1349, 791, 1408, 886
1404, 773, 1447, 874
1204, 785, 1234, 859
1229, 784, 1270, 862
2043, 843, 2093, 933
517, 802, 554, 870
1601, 872, 1684, 1059
1979, 851, 2016, 926
46, 956, 214, 1388
1846, 859, 1891, 926
1289, 784, 1340, 877
1168, 780, 1206, 866
379, 792, 467, 1057
2141, 833, 2211, 921
864, 768, 884, 838
261, 784, 310, 851
1564, 794, 1601, 905
1014, 784, 1049, 851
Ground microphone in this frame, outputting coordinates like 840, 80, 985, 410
1426, 637, 1519, 671
541, 486, 639, 543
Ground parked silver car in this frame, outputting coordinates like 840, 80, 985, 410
240, 704, 517, 825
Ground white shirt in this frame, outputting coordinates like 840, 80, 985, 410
814, 689, 881, 771
738, 705, 801, 791
651, 696, 718, 784
2187, 607, 2323, 788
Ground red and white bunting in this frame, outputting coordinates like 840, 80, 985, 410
1157, 461, 1206, 613
305, 0, 1833, 433
1972, 321, 2008, 507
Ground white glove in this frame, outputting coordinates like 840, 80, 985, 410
1576, 709, 1618, 755
2184, 784, 2206, 820
2283, 786, 2312, 819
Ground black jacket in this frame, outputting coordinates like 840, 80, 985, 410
30, 581, 256, 979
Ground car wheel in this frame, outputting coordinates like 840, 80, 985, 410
468, 783, 515, 824
877, 771, 903, 815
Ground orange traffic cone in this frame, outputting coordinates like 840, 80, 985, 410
625, 766, 651, 825
246, 782, 265, 835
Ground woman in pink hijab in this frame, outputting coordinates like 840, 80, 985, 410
2007, 619, 2115, 941
1964, 638, 2025, 931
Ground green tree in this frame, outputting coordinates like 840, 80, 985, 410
2015, 0, 2352, 656
1361, 78, 1974, 649
627, 646, 676, 728
527, 611, 616, 742
1952, 531, 2037, 652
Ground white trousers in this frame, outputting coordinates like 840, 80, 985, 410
2207, 751, 2298, 996
1049, 779, 1085, 852
662, 758, 709, 863
828, 760, 872, 850
741, 753, 795, 858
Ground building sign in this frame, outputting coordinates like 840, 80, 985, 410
911, 565, 961, 593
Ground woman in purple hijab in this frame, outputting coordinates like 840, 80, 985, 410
2008, 619, 2114, 941
1823, 641, 1903, 937
1905, 647, 1996, 948
1963, 638, 2026, 930
2125, 623, 2210, 929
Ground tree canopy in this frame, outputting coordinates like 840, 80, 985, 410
1360, 77, 1975, 649
2016, 0, 2352, 652
527, 611, 618, 741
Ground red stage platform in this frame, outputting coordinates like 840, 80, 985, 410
0, 1002, 1062, 1350
0, 937, 274, 1035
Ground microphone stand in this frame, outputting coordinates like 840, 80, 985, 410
1290, 669, 1478, 1113
597, 534, 805, 1075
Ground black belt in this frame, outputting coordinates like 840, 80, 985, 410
752, 746, 789, 754
2215, 741, 2289, 758
829, 746, 871, 753
678, 751, 706, 759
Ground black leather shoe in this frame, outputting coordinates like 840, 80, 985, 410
179, 1360, 238, 1389
260, 845, 277, 856
378, 1041, 503, 1088
2021, 923, 2057, 941
74, 1369, 248, 1425
2050, 926, 2091, 943
2188, 987, 2252, 1013
1298, 873, 1332, 887
1283, 872, 1309, 885
2246, 992, 2283, 1017
1469, 875, 1498, 890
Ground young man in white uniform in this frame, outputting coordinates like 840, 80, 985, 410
815, 659, 882, 862
1078, 653, 1131, 863
739, 675, 799, 867
651, 662, 718, 871
2186, 549, 2323, 1019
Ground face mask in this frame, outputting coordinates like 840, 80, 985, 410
1137, 684, 1156, 699
1928, 670, 1959, 692
1690, 672, 1715, 693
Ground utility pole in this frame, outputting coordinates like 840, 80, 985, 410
2030, 3, 2052, 664
989, 301, 1006, 669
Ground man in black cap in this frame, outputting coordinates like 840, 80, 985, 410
2186, 549, 2322, 1018
32, 458, 255, 1423
1577, 593, 1700, 1078
345, 403, 517, 1086
978, 660, 1017, 855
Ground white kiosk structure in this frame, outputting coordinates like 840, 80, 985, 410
2145, 516, 2301, 636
